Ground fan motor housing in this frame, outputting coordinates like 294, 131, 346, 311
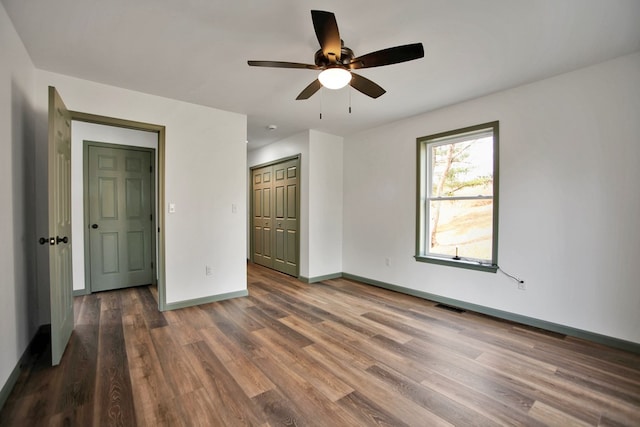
314, 44, 354, 67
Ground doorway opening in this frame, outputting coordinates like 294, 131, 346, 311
83, 142, 156, 293
250, 155, 300, 277
70, 111, 167, 310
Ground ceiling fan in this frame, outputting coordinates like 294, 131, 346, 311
247, 10, 424, 100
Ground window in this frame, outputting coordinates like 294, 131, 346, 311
416, 121, 499, 272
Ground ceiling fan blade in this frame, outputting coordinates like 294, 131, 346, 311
311, 10, 342, 62
350, 73, 386, 99
296, 79, 322, 100
248, 60, 319, 70
349, 43, 424, 69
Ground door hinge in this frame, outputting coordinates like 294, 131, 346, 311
151, 262, 154, 269
150, 166, 153, 173
150, 214, 153, 221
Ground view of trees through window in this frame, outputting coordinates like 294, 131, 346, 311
428, 136, 494, 261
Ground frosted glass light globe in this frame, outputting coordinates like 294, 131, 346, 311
318, 67, 352, 90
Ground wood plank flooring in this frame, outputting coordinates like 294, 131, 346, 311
2, 263, 639, 426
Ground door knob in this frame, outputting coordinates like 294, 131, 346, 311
91, 224, 99, 229
39, 237, 55, 245
56, 236, 69, 244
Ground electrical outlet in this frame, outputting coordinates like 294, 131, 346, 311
206, 265, 213, 276
518, 281, 526, 290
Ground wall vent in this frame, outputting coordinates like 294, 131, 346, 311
435, 303, 465, 314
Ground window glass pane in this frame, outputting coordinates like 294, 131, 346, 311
429, 198, 493, 261
430, 136, 493, 198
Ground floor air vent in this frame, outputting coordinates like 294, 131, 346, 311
435, 303, 465, 314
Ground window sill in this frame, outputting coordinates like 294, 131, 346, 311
414, 255, 497, 273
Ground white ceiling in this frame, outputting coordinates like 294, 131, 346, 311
3, 0, 640, 149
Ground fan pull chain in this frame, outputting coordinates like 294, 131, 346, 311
320, 88, 323, 120
349, 86, 352, 114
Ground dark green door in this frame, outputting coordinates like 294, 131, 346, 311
48, 86, 74, 366
87, 145, 154, 292
252, 165, 273, 268
252, 157, 299, 276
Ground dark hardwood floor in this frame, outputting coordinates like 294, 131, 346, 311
2, 263, 639, 426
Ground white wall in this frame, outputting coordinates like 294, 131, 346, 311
34, 71, 248, 307
71, 122, 158, 292
0, 1, 37, 395
247, 130, 344, 280
343, 52, 640, 344
308, 130, 343, 278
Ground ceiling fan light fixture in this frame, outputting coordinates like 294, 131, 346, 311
247, 11, 424, 100
318, 67, 352, 89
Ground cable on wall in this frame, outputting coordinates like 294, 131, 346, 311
498, 266, 524, 284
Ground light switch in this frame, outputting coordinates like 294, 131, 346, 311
232, 204, 237, 213
169, 203, 176, 213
